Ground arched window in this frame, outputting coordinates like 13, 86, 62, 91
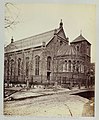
65, 60, 67, 71
47, 56, 51, 70
68, 60, 71, 72
76, 61, 79, 72
11, 59, 14, 76
35, 55, 40, 75
18, 58, 21, 76
63, 60, 67, 72
87, 46, 89, 55
26, 57, 29, 76
77, 46, 79, 52
81, 64, 84, 73
73, 60, 76, 72
7, 59, 10, 77
59, 60, 63, 72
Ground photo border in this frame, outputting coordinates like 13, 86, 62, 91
0, 0, 98, 120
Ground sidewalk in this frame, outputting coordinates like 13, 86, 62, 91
4, 86, 94, 101
5, 87, 71, 101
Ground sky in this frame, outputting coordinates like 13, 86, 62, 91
5, 3, 96, 62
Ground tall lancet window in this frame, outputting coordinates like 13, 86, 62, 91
26, 57, 29, 76
11, 59, 14, 76
18, 58, 21, 76
35, 55, 40, 75
47, 56, 51, 70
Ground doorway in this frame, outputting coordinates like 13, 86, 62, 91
47, 72, 51, 82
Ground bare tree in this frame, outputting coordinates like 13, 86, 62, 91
5, 2, 20, 29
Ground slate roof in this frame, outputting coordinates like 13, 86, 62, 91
5, 28, 60, 53
57, 44, 80, 56
71, 34, 91, 45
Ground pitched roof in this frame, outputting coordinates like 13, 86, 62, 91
71, 34, 91, 45
57, 44, 80, 56
5, 28, 60, 53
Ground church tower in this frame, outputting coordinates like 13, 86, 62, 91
70, 32, 91, 74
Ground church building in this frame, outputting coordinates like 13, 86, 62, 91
4, 20, 91, 87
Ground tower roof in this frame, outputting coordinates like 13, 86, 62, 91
71, 34, 91, 45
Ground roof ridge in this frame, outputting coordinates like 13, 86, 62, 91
5, 27, 61, 52
14, 28, 59, 43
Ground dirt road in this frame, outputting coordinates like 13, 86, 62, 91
4, 92, 90, 117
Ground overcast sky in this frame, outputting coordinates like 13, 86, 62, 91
5, 3, 96, 62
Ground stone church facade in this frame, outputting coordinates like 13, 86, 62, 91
4, 20, 91, 87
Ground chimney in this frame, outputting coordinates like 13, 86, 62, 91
42, 41, 46, 47
11, 36, 14, 43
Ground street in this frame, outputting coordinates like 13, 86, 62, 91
4, 88, 94, 117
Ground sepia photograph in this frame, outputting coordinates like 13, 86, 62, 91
3, 3, 95, 117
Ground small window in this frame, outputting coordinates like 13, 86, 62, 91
60, 40, 63, 46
